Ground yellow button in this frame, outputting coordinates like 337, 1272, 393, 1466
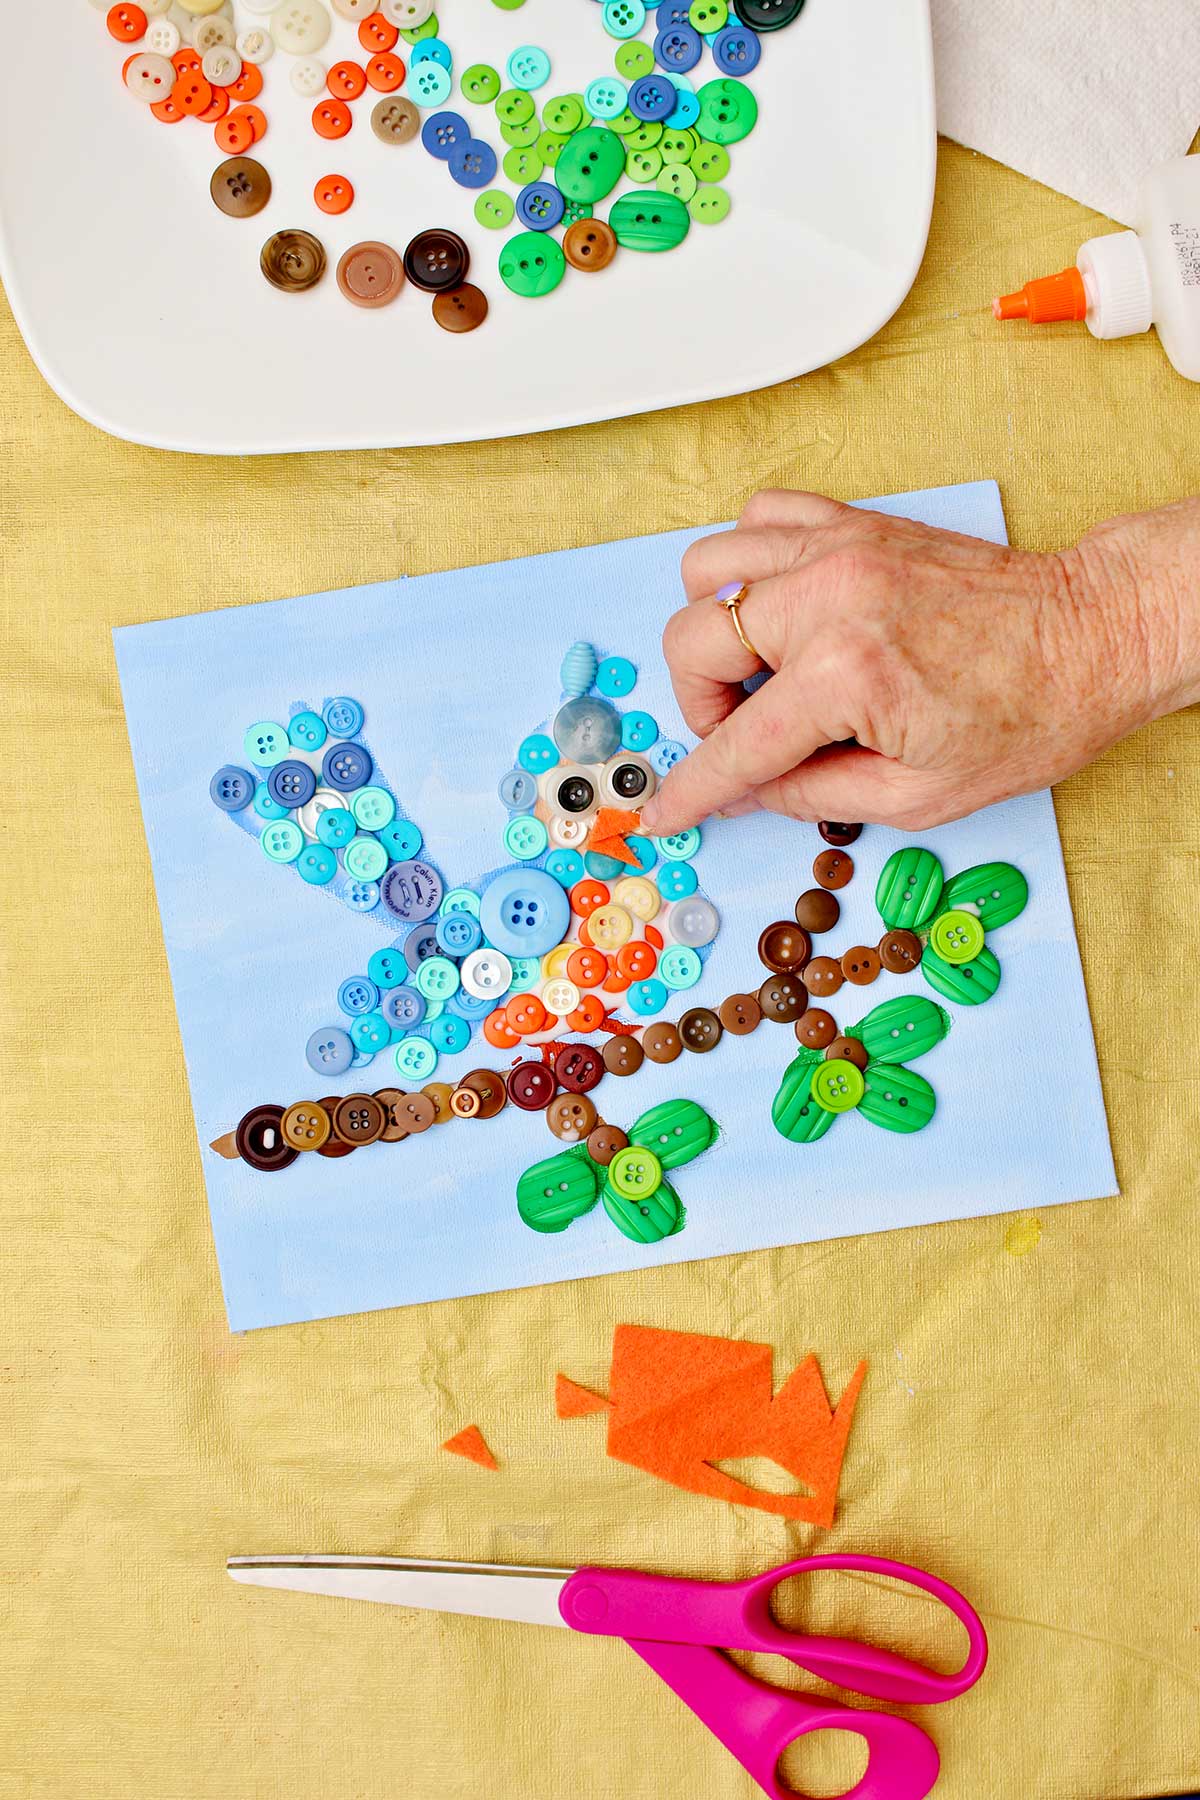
541, 943, 576, 980
175, 0, 227, 14
612, 875, 660, 923
588, 903, 634, 949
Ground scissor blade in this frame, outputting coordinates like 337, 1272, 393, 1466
226, 1555, 574, 1629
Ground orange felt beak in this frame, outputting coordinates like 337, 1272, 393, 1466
587, 807, 642, 866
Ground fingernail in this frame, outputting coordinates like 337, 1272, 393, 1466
640, 800, 661, 831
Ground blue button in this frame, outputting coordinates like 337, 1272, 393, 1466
628, 74, 676, 119
499, 768, 538, 810
381, 859, 443, 922
267, 759, 317, 808
518, 732, 558, 773
586, 850, 626, 880
447, 988, 490, 1019
450, 139, 498, 187
323, 696, 364, 737
381, 983, 426, 1029
377, 817, 423, 861
297, 843, 337, 884
209, 765, 254, 812
628, 977, 668, 1015
429, 1013, 470, 1054
316, 806, 356, 847
656, 1, 692, 23
351, 1011, 392, 1054
649, 738, 686, 774
621, 710, 659, 751
322, 742, 373, 792
394, 1036, 438, 1080
437, 912, 482, 955
654, 23, 702, 69
253, 781, 290, 821
624, 833, 657, 872
343, 879, 381, 912
712, 23, 760, 72
665, 82, 699, 126
479, 867, 570, 957
288, 710, 328, 751
339, 976, 380, 1015
349, 1047, 376, 1070
411, 34, 452, 66
404, 926, 440, 972
517, 181, 566, 230
545, 848, 584, 887
422, 109, 470, 158
368, 943, 409, 988
305, 1025, 354, 1076
657, 859, 698, 899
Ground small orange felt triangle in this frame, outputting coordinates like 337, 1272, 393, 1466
587, 808, 643, 864
555, 1373, 612, 1418
442, 1425, 499, 1471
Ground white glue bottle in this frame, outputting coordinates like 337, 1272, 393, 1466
993, 154, 1200, 381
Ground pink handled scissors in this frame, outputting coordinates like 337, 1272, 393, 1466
228, 1551, 987, 1800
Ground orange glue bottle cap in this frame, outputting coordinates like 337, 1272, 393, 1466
992, 265, 1088, 324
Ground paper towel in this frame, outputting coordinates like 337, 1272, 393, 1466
932, 0, 1200, 223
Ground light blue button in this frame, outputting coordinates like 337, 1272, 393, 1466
499, 767, 539, 810
395, 1036, 438, 1080
339, 976, 380, 1015
343, 879, 381, 912
505, 814, 549, 860
585, 75, 628, 118
479, 868, 571, 958
261, 820, 304, 863
316, 806, 356, 848
508, 955, 541, 986
545, 848, 584, 888
297, 843, 337, 885
507, 43, 551, 89
416, 955, 460, 1000
657, 827, 702, 860
597, 655, 637, 697
517, 732, 558, 773
351, 786, 396, 831
345, 835, 389, 881
621, 710, 659, 751
649, 738, 686, 774
381, 984, 426, 1029
437, 912, 482, 956
657, 859, 698, 899
377, 818, 423, 861
440, 886, 481, 917
659, 944, 702, 989
288, 710, 327, 751
243, 721, 290, 767
666, 80, 699, 127
553, 696, 622, 761
368, 943, 409, 988
430, 1013, 471, 1054
306, 1025, 354, 1076
671, 895, 719, 947
628, 977, 668, 1015
603, 0, 646, 39
412, 34, 452, 67
447, 988, 491, 1019
624, 833, 657, 873
586, 850, 625, 880
409, 60, 452, 103
253, 782, 290, 821
351, 1011, 392, 1054
349, 1048, 375, 1069
323, 696, 364, 737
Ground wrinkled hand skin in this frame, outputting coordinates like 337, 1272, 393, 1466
640, 490, 1200, 834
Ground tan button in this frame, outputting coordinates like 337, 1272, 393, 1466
826, 1034, 869, 1072
795, 1008, 837, 1050
719, 993, 761, 1035
757, 921, 811, 974
840, 945, 881, 987
422, 1080, 456, 1123
795, 888, 840, 933
802, 956, 844, 999
642, 1020, 683, 1064
211, 155, 271, 218
813, 849, 854, 891
336, 240, 405, 309
451, 1069, 507, 1120
878, 928, 923, 974
587, 1123, 628, 1166
261, 228, 326, 292
373, 1087, 411, 1141
432, 284, 489, 333
563, 218, 617, 272
547, 1093, 598, 1142
396, 1091, 437, 1135
603, 1034, 645, 1076
372, 94, 421, 143
281, 1100, 331, 1151
758, 974, 806, 1023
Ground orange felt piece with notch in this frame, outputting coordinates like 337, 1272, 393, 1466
442, 1425, 499, 1471
555, 1373, 612, 1418
587, 808, 642, 864
592, 1325, 866, 1528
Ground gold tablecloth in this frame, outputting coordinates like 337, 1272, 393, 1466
3, 142, 1198, 1800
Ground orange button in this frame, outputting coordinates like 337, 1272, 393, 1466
567, 946, 607, 989
107, 4, 147, 42
359, 11, 399, 51
172, 71, 213, 115
484, 1008, 521, 1051
328, 60, 367, 101
617, 940, 657, 980
313, 97, 353, 139
171, 48, 202, 74
215, 110, 254, 154
365, 51, 405, 91
236, 103, 268, 142
644, 923, 664, 950
570, 879, 610, 918
505, 992, 547, 1036
196, 84, 230, 123
567, 995, 607, 1033
315, 173, 355, 214
603, 968, 632, 994
151, 93, 184, 123
230, 63, 263, 104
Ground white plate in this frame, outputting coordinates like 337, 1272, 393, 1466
0, 0, 934, 452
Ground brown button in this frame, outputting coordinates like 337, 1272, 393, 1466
333, 1092, 386, 1145
547, 1093, 599, 1143
826, 1034, 869, 1072
395, 1091, 437, 1135
507, 1060, 557, 1111
719, 992, 762, 1035
371, 94, 420, 143
817, 821, 862, 847
758, 974, 806, 1023
563, 218, 617, 271
336, 239, 405, 309
373, 1087, 411, 1141
878, 928, 924, 974
432, 283, 488, 332
795, 888, 840, 934
235, 1103, 299, 1172
642, 1021, 683, 1064
802, 956, 844, 998
421, 1081, 456, 1123
757, 921, 811, 974
795, 1008, 837, 1050
404, 227, 470, 293
840, 945, 882, 987
603, 1034, 645, 1076
317, 1096, 356, 1156
281, 1100, 332, 1151
587, 1123, 628, 1166
211, 155, 271, 218
813, 849, 854, 890
260, 228, 326, 293
679, 1006, 722, 1052
451, 1069, 507, 1120
555, 1044, 605, 1093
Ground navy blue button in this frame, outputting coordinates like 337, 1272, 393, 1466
437, 912, 483, 956
343, 879, 381, 912
305, 1025, 354, 1076
656, 1, 692, 24
421, 110, 470, 159
712, 22, 760, 70
339, 975, 380, 1015
381, 983, 427, 1029
267, 758, 317, 808
517, 182, 566, 230
499, 767, 538, 811
654, 25, 702, 70
323, 696, 364, 736
209, 765, 255, 812
381, 859, 443, 922
629, 73, 677, 117
404, 925, 440, 972
449, 139, 498, 187
322, 741, 373, 792
479, 867, 570, 957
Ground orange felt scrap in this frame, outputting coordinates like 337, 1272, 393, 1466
442, 1425, 499, 1471
587, 808, 642, 865
555, 1373, 612, 1418
597, 1325, 866, 1528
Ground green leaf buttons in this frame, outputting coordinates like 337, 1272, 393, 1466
516, 1098, 718, 1244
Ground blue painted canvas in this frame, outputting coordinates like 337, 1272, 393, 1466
113, 481, 1116, 1331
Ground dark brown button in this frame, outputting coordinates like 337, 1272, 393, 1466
404, 227, 469, 293
603, 1035, 645, 1076
451, 1069, 507, 1120
795, 888, 840, 933
260, 228, 326, 293
840, 945, 882, 987
555, 1044, 605, 1093
826, 1034, 869, 1072
432, 283, 488, 332
587, 1123, 628, 1166
337, 239, 405, 309
802, 956, 844, 998
373, 1087, 410, 1142
719, 993, 761, 1035
235, 1104, 299, 1172
642, 1021, 683, 1064
371, 94, 420, 143
317, 1096, 356, 1156
878, 928, 924, 974
333, 1092, 386, 1145
757, 921, 811, 974
563, 217, 617, 271
758, 974, 806, 1023
421, 1081, 456, 1123
679, 1006, 722, 1052
817, 821, 862, 847
547, 1093, 598, 1142
396, 1091, 437, 1135
507, 1061, 557, 1111
211, 155, 271, 218
795, 1008, 837, 1050
813, 849, 854, 891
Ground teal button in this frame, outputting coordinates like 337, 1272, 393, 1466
659, 944, 702, 989
518, 732, 558, 772
351, 786, 396, 831
440, 886, 481, 916
409, 61, 451, 103
254, 782, 289, 821
586, 850, 626, 880
288, 710, 327, 751
602, 0, 645, 37
597, 655, 637, 697
416, 956, 460, 1000
297, 844, 337, 885
621, 711, 659, 751
430, 1014, 470, 1054
545, 848, 584, 887
351, 1011, 391, 1054
261, 820, 304, 863
243, 721, 290, 767
505, 814, 549, 860
345, 835, 388, 881
624, 833, 656, 872
395, 1037, 438, 1080
657, 859, 697, 898
508, 955, 541, 986
657, 827, 702, 860
316, 807, 356, 848
585, 76, 627, 118
378, 818, 423, 861
507, 44, 551, 89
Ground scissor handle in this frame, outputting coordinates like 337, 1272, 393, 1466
561, 1555, 987, 1705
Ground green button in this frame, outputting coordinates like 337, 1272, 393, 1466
491, 0, 527, 8
940, 861, 1029, 931
610, 191, 691, 252
543, 93, 583, 134
615, 39, 654, 79
657, 163, 697, 201
689, 184, 730, 224
625, 120, 663, 150
555, 127, 627, 203
496, 87, 536, 126
561, 198, 594, 225
499, 231, 566, 297
351, 786, 395, 831
500, 116, 540, 147
475, 189, 515, 229
876, 847, 945, 932
810, 1059, 866, 1115
399, 14, 437, 42
503, 144, 543, 183
929, 909, 987, 966
689, 0, 727, 26
602, 1175, 683, 1243
609, 1145, 663, 1201
921, 943, 1001, 1008
536, 129, 568, 165
261, 820, 304, 864
504, 813, 549, 858
626, 146, 662, 183
608, 106, 641, 137
517, 1149, 600, 1234
660, 128, 698, 164
461, 63, 501, 103
696, 77, 758, 144
691, 141, 730, 182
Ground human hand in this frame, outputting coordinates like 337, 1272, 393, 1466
639, 490, 1200, 835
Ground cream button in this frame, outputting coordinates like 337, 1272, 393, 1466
144, 18, 181, 52
612, 875, 660, 923
548, 814, 590, 849
541, 977, 581, 1016
290, 57, 327, 95
237, 26, 274, 62
201, 43, 241, 85
175, 0, 228, 15
124, 52, 176, 102
271, 1, 332, 55
194, 16, 236, 49
331, 0, 374, 16
380, 0, 435, 24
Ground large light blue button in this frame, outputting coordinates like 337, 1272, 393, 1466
518, 733, 558, 774
499, 767, 539, 810
253, 781, 289, 821
505, 814, 549, 860
339, 976, 380, 1015
430, 1013, 470, 1054
323, 696, 364, 737
479, 867, 570, 957
288, 710, 327, 751
377, 818, 423, 862
437, 912, 482, 955
261, 820, 304, 864
628, 977, 668, 1015
659, 944, 702, 988
345, 836, 388, 881
243, 722, 289, 767
657, 859, 698, 899
351, 1011, 392, 1054
553, 696, 621, 761
395, 1037, 438, 1080
545, 848, 584, 887
316, 807, 356, 848
368, 943, 409, 988
649, 738, 686, 774
621, 710, 659, 751
305, 1025, 353, 1075
657, 827, 702, 860
297, 843, 338, 885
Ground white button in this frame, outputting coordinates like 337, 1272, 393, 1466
201, 43, 241, 84
460, 949, 514, 1000
666, 897, 719, 948
548, 813, 589, 849
194, 16, 235, 49
240, 0, 279, 12
380, 0, 435, 23
331, 0, 375, 16
599, 751, 656, 809
541, 977, 581, 1016
294, 786, 345, 842
237, 26, 274, 62
290, 56, 327, 94
124, 52, 176, 102
141, 0, 173, 12
145, 18, 181, 52
272, 1, 332, 55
